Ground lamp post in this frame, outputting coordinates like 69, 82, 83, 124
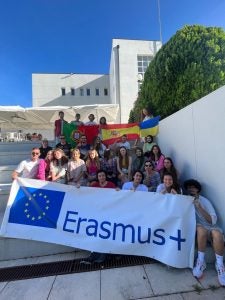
157, 0, 163, 44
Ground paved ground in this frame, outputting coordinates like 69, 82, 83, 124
0, 252, 224, 300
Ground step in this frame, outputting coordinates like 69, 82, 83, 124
0, 165, 16, 184
0, 235, 75, 261
0, 141, 55, 153
0, 212, 74, 261
0, 184, 11, 212
0, 151, 30, 166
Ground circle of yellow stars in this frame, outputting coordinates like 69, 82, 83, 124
24, 192, 51, 221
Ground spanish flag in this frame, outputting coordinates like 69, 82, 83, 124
139, 116, 160, 138
101, 123, 139, 145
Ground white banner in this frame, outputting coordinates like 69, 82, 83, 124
0, 178, 196, 268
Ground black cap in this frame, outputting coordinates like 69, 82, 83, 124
183, 179, 201, 192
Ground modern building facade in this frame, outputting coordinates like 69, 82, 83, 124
32, 38, 162, 123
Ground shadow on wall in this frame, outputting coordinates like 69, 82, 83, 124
42, 76, 110, 107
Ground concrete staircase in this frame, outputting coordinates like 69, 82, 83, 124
0, 141, 74, 261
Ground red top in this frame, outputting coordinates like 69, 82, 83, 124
92, 181, 116, 189
55, 119, 67, 137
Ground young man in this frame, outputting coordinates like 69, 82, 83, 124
85, 113, 97, 125
55, 135, 72, 159
184, 179, 225, 286
39, 139, 52, 159
54, 111, 68, 144
12, 148, 41, 179
70, 113, 84, 126
76, 134, 91, 160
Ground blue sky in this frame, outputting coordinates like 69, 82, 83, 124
0, 0, 225, 107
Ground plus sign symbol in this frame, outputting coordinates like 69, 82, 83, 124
169, 229, 186, 251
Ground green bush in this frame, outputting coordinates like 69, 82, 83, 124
132, 25, 225, 120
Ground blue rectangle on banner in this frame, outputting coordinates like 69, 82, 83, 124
8, 186, 65, 228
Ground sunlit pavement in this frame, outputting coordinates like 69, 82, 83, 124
0, 252, 224, 300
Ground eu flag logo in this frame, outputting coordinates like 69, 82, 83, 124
8, 186, 65, 228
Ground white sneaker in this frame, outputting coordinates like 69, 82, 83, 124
215, 262, 225, 286
192, 259, 206, 278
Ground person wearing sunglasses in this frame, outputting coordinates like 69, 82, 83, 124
143, 161, 161, 192
12, 147, 41, 180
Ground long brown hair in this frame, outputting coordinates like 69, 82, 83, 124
118, 146, 129, 169
86, 149, 100, 169
52, 148, 68, 166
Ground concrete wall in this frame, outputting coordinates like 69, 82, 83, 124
32, 73, 110, 107
110, 39, 162, 123
32, 39, 162, 123
157, 85, 225, 232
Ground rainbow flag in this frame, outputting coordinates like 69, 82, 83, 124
139, 116, 160, 138
101, 123, 139, 145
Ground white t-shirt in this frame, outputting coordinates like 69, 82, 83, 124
15, 159, 40, 178
85, 121, 97, 126
117, 141, 131, 150
122, 181, 148, 192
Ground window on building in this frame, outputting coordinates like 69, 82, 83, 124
104, 88, 108, 96
80, 88, 84, 96
95, 88, 99, 96
71, 88, 75, 96
137, 55, 153, 91
61, 88, 66, 96
137, 55, 152, 77
86, 88, 90, 96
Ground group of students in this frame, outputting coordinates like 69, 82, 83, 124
11, 111, 225, 286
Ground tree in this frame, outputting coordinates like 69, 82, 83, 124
132, 25, 225, 120
128, 109, 136, 123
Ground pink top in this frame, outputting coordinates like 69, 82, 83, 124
155, 155, 165, 172
36, 159, 46, 180
87, 161, 99, 176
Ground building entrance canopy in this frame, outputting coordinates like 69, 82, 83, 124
0, 104, 119, 130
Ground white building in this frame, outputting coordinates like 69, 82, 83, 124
32, 38, 162, 123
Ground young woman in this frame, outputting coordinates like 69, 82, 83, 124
116, 146, 132, 186
91, 170, 116, 188
99, 116, 107, 125
100, 149, 117, 185
67, 149, 87, 187
44, 150, 54, 181
160, 157, 179, 183
122, 170, 148, 192
92, 136, 107, 158
50, 148, 68, 184
81, 169, 116, 265
148, 145, 165, 172
143, 160, 161, 192
142, 107, 153, 122
156, 173, 182, 194
99, 116, 107, 140
85, 149, 100, 184
131, 147, 145, 173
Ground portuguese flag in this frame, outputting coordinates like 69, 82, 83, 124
63, 123, 100, 147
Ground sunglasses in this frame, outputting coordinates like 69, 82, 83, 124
32, 152, 40, 155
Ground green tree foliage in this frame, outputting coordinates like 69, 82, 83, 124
132, 25, 225, 120
128, 109, 136, 123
